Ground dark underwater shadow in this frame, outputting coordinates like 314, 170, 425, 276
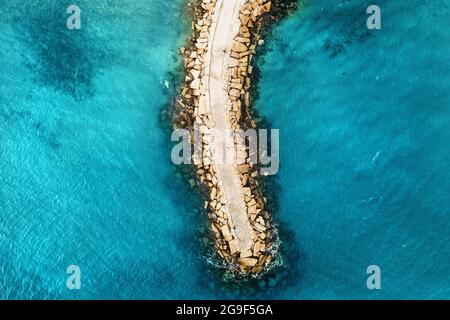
8, 2, 114, 101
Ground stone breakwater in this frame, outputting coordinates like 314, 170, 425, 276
174, 0, 278, 276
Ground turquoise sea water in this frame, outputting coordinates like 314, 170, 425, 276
1, 0, 449, 299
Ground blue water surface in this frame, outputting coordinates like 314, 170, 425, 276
0, 0, 449, 299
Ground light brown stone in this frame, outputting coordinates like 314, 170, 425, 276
221, 224, 233, 241
211, 187, 217, 199
232, 41, 248, 53
228, 239, 237, 255
262, 2, 272, 13
229, 88, 241, 97
190, 78, 201, 90
240, 14, 250, 26
238, 257, 258, 267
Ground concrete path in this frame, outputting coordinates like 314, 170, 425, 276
204, 0, 255, 256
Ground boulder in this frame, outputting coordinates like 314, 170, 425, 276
221, 224, 233, 241
240, 14, 250, 26
190, 78, 201, 90
229, 88, 241, 97
228, 57, 240, 68
228, 240, 237, 255
191, 69, 201, 79
253, 241, 261, 256
238, 258, 258, 267
240, 250, 253, 258
248, 205, 257, 215
238, 164, 251, 173
243, 187, 251, 196
235, 36, 250, 44
232, 41, 248, 53
211, 187, 217, 199
253, 222, 266, 232
262, 2, 272, 13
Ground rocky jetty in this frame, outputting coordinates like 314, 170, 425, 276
174, 0, 278, 276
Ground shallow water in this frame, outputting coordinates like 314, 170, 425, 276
0, 0, 449, 299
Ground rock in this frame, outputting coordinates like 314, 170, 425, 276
238, 164, 251, 173
230, 82, 243, 90
239, 50, 252, 59
232, 41, 248, 53
229, 88, 241, 97
240, 250, 253, 258
211, 223, 220, 235
228, 58, 240, 68
253, 222, 266, 232
228, 239, 237, 255
257, 216, 265, 226
202, 3, 214, 11
240, 14, 250, 26
260, 242, 266, 252
191, 69, 201, 79
186, 60, 195, 69
195, 42, 208, 49
253, 241, 261, 255
235, 36, 250, 44
240, 25, 249, 34
257, 254, 267, 266
252, 266, 263, 274
238, 257, 258, 267
230, 50, 240, 59
262, 2, 272, 13
221, 224, 233, 241
248, 205, 257, 215
190, 78, 201, 90
244, 91, 250, 106
211, 187, 217, 199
